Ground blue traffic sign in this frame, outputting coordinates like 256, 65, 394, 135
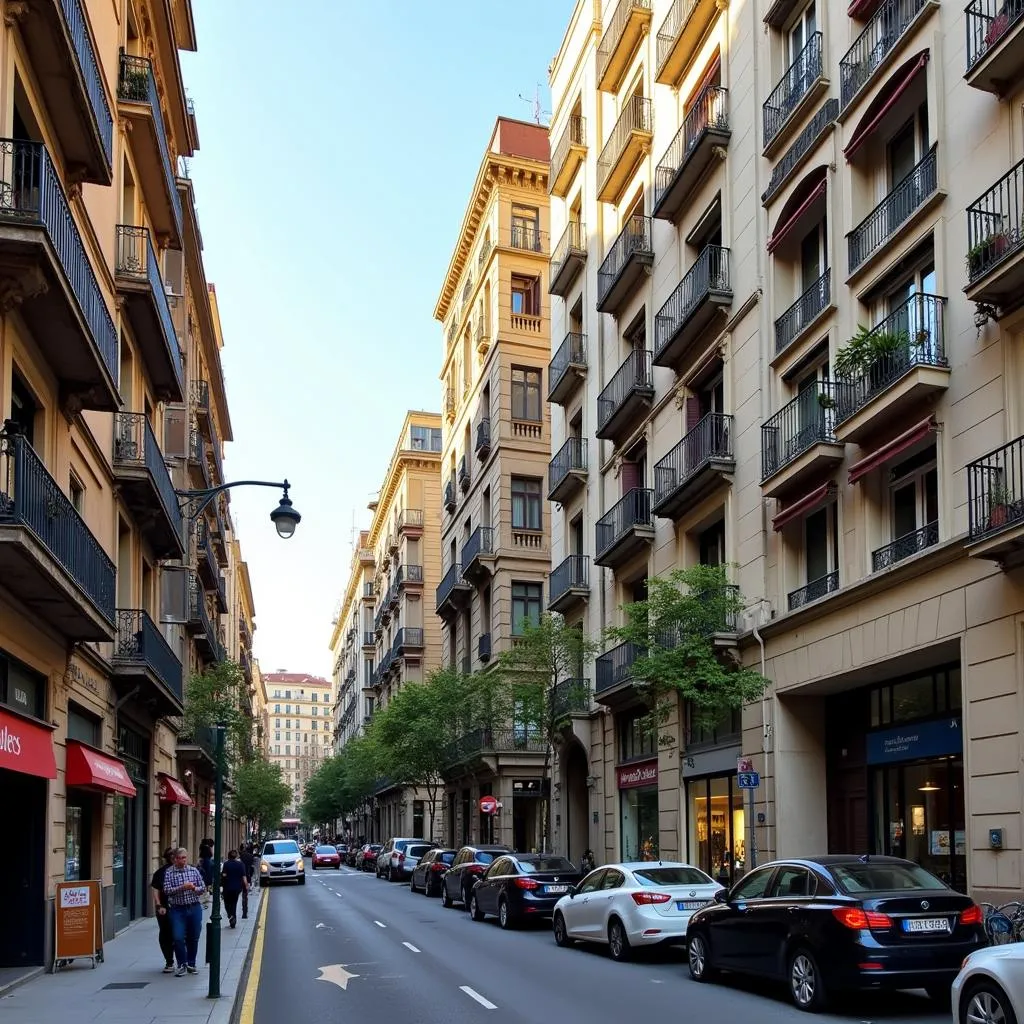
737, 771, 760, 789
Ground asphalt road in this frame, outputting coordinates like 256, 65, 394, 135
252, 863, 953, 1024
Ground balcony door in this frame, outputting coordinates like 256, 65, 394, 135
788, 2, 817, 94
891, 447, 938, 550
796, 361, 831, 452
801, 221, 826, 293
699, 520, 726, 566
804, 503, 838, 591
886, 264, 937, 361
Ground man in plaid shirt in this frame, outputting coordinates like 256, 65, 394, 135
163, 847, 206, 975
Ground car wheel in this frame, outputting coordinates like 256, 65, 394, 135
498, 898, 514, 930
389, 866, 397, 883
608, 918, 631, 962
469, 894, 485, 922
298, 877, 305, 886
688, 932, 714, 981
553, 912, 574, 947
462, 885, 473, 910
962, 981, 1018, 1024
788, 947, 826, 1012
441, 884, 453, 908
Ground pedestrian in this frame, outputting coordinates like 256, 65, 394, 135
163, 847, 206, 976
197, 839, 214, 908
239, 843, 254, 917
220, 850, 248, 928
151, 847, 175, 973
580, 849, 595, 873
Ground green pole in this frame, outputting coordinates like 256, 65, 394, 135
208, 724, 225, 999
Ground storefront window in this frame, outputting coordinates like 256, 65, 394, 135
687, 774, 745, 886
65, 805, 83, 881
113, 795, 126, 911
620, 786, 659, 861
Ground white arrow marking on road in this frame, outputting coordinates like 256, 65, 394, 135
402, 942, 420, 953
374, 920, 386, 928
460, 986, 497, 1010
316, 964, 359, 992
315, 922, 326, 929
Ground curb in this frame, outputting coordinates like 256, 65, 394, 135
214, 892, 264, 1024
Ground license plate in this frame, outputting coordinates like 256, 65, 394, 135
545, 885, 569, 894
903, 917, 949, 933
678, 900, 708, 911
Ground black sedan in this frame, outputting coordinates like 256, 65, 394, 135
685, 855, 987, 1012
470, 855, 581, 929
411, 848, 457, 896
441, 845, 513, 909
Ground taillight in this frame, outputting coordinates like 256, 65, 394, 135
397, 853, 405, 863
432, 863, 447, 872
514, 877, 539, 890
832, 907, 892, 930
468, 864, 484, 874
631, 892, 672, 906
960, 904, 983, 926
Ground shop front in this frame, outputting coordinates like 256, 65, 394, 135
685, 773, 745, 886
512, 778, 545, 852
617, 759, 658, 860
157, 772, 193, 855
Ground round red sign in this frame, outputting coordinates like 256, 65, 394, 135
479, 795, 498, 815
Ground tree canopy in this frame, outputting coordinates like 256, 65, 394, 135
231, 756, 291, 836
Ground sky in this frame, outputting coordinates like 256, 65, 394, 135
179, 1, 574, 678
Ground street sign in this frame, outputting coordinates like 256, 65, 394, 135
737, 771, 760, 789
479, 795, 498, 815
737, 757, 754, 773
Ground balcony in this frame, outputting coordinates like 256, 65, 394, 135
363, 581, 375, 599
0, 139, 119, 412
458, 454, 470, 492
549, 336, 588, 412
194, 517, 218, 589
509, 223, 547, 254
788, 571, 840, 611
774, 269, 833, 359
478, 633, 492, 663
597, 0, 653, 92
111, 608, 183, 716
395, 627, 424, 655
176, 726, 218, 774
833, 294, 949, 443
848, 145, 939, 276
595, 640, 643, 701
475, 418, 491, 460
872, 521, 939, 572
653, 246, 732, 370
761, 383, 845, 498
653, 413, 734, 518
0, 430, 114, 639
112, 412, 184, 558
967, 435, 1024, 566
763, 32, 826, 156
191, 378, 211, 435
549, 221, 587, 297
762, 99, 840, 207
550, 114, 586, 198
595, 488, 654, 569
444, 477, 456, 513
191, 590, 221, 663
548, 437, 588, 504
436, 562, 471, 618
117, 53, 182, 244
115, 225, 184, 401
551, 678, 592, 718
656, 0, 720, 85
363, 631, 375, 649
548, 554, 590, 614
965, 159, 1024, 309
597, 97, 654, 204
597, 215, 654, 315
461, 526, 495, 582
966, 0, 1024, 93
475, 317, 489, 355
840, 0, 937, 114
398, 508, 423, 536
16, 0, 113, 183
596, 349, 654, 443
443, 726, 547, 771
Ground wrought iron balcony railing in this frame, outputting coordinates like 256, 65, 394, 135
436, 562, 466, 607
549, 554, 589, 607
549, 436, 588, 496
550, 220, 586, 288
598, 214, 654, 309
191, 378, 209, 415
597, 0, 653, 86
550, 678, 592, 717
458, 454, 470, 492
762, 99, 839, 205
653, 413, 733, 508
443, 726, 546, 766
363, 631, 375, 647
396, 564, 423, 587
113, 411, 183, 538
763, 32, 823, 148
510, 223, 546, 253
550, 114, 586, 193
444, 478, 456, 512
549, 332, 587, 402
967, 435, 1024, 540
597, 349, 654, 436
654, 85, 729, 209
479, 632, 492, 662
399, 508, 423, 531
966, 157, 1024, 283
761, 382, 839, 480
475, 418, 491, 459
787, 570, 840, 610
872, 522, 939, 571
60, 0, 114, 168
597, 95, 653, 197
966, 0, 1024, 72
113, 608, 183, 702
395, 627, 424, 652
774, 269, 831, 356
596, 640, 643, 693
461, 526, 494, 569
596, 488, 654, 561
653, 245, 731, 361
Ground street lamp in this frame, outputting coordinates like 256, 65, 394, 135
176, 478, 301, 537
269, 487, 301, 539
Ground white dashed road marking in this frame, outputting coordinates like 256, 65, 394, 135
402, 942, 420, 953
460, 986, 497, 1010
374, 920, 387, 929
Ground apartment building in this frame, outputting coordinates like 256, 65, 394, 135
263, 672, 334, 816
433, 118, 554, 852
548, 0, 1024, 898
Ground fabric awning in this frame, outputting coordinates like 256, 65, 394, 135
848, 0, 881, 16
157, 773, 193, 806
0, 707, 57, 780
845, 52, 929, 160
767, 176, 827, 254
772, 481, 838, 531
848, 417, 936, 483
65, 741, 137, 797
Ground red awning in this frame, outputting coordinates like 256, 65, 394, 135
767, 177, 827, 254
772, 481, 838, 532
0, 707, 57, 780
157, 773, 193, 806
65, 741, 137, 797
848, 0, 881, 16
845, 52, 929, 160
848, 417, 936, 483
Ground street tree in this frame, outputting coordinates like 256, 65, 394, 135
231, 756, 291, 839
300, 755, 346, 827
182, 660, 252, 773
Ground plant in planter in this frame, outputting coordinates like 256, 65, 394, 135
967, 230, 1012, 278
986, 481, 1012, 530
816, 391, 835, 409
835, 324, 910, 384
121, 69, 149, 101
986, 12, 1010, 50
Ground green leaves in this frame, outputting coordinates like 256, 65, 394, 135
231, 756, 291, 834
183, 660, 253, 774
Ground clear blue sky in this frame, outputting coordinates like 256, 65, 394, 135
180, 1, 573, 677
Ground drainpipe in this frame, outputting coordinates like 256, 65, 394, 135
749, 599, 772, 862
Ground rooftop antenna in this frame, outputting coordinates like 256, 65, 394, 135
518, 83, 550, 126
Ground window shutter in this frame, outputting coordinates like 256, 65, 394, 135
159, 566, 189, 623
620, 460, 639, 494
685, 396, 703, 434
164, 404, 188, 459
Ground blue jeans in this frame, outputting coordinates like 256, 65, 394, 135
169, 902, 203, 968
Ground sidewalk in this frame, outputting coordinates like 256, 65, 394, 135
0, 889, 263, 1024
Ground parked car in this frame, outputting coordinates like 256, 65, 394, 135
685, 855, 986, 1012
259, 839, 305, 886
376, 837, 427, 881
311, 845, 341, 870
335, 844, 349, 861
344, 846, 361, 867
441, 845, 513, 909
411, 848, 457, 896
358, 844, 382, 871
470, 854, 581, 929
952, 942, 1024, 1024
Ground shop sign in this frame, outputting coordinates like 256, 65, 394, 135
616, 759, 658, 790
866, 715, 962, 765
53, 879, 103, 968
65, 658, 103, 698
0, 707, 57, 779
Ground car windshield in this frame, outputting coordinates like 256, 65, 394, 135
315, 846, 336, 854
518, 857, 576, 873
263, 842, 299, 855
439, 852, 456, 864
407, 844, 431, 858
633, 866, 714, 886
831, 861, 948, 893
394, 840, 410, 852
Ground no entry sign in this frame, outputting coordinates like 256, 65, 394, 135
479, 795, 498, 815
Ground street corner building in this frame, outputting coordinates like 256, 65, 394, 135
0, 0, 255, 977
546, 0, 1024, 897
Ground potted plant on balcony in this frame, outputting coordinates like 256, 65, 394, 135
986, 481, 1012, 530
967, 230, 1012, 278
985, 12, 1010, 51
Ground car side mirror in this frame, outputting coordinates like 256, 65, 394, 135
569, 887, 577, 899
713, 888, 729, 903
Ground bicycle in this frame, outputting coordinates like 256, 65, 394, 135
979, 900, 1024, 943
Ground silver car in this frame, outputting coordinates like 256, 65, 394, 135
259, 839, 306, 885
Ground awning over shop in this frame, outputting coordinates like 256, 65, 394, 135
65, 741, 137, 797
848, 417, 936, 483
157, 773, 193, 806
772, 480, 838, 531
0, 707, 57, 780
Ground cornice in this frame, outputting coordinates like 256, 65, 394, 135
368, 450, 441, 546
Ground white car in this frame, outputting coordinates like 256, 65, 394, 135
551, 861, 723, 961
951, 943, 1024, 1024
259, 839, 305, 885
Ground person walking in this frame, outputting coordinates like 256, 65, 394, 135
197, 839, 214, 909
163, 847, 206, 976
151, 847, 175, 973
239, 843, 254, 918
220, 850, 248, 928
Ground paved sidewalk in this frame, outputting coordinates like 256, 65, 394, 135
0, 889, 264, 1024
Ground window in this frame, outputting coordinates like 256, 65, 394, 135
804, 502, 838, 589
312, 721, 318, 731
1, 652, 45, 718
10, 370, 38, 447
285, 690, 291, 699
511, 477, 542, 530
410, 424, 442, 451
511, 276, 540, 317
511, 582, 542, 634
413, 800, 425, 838
730, 866, 774, 899
769, 865, 817, 898
311, 706, 318, 717
788, 1, 816, 65
618, 710, 657, 762
273, 690, 281, 698
285, 745, 291, 755
322, 693, 330, 703
274, 731, 281, 741
511, 205, 540, 251
511, 367, 542, 420
275, 718, 281, 728
69, 474, 84, 514
285, 704, 291, 714
889, 445, 937, 547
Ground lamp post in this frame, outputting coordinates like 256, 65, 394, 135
175, 479, 301, 539
207, 723, 226, 999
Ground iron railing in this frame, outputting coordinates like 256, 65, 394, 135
834, 294, 947, 423
598, 214, 653, 308
191, 378, 209, 413
396, 627, 424, 651
396, 564, 423, 586
763, 32, 823, 148
549, 554, 589, 605
551, 114, 586, 190
550, 220, 586, 281
966, 0, 1024, 71
0, 139, 118, 381
654, 86, 729, 208
363, 631, 375, 646
597, 349, 654, 435
363, 582, 374, 598
596, 488, 654, 560
196, 517, 218, 582
444, 726, 546, 766
872, 522, 939, 571
787, 571, 840, 610
596, 640, 643, 693
475, 418, 491, 457
761, 381, 840, 480
462, 526, 493, 568
510, 223, 545, 253
549, 332, 587, 400
60, 0, 114, 166
549, 436, 588, 495
653, 413, 733, 507
762, 99, 839, 205
656, 0, 704, 71
113, 411, 183, 538
966, 157, 1024, 283
597, 96, 653, 196
0, 431, 115, 623
399, 508, 423, 530
444, 478, 456, 512
654, 246, 731, 359
436, 562, 465, 607
849, 145, 937, 273
598, 0, 653, 83
113, 608, 183, 701
967, 435, 1024, 540
458, 454, 470, 491
775, 269, 831, 355
550, 678, 592, 717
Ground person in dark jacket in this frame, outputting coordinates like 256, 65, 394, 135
151, 847, 176, 972
220, 850, 248, 928
239, 844, 254, 918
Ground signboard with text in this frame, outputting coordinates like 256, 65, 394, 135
54, 880, 102, 968
866, 715, 962, 765
616, 760, 658, 790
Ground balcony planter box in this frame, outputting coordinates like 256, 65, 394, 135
987, 13, 1010, 49
967, 230, 1012, 278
